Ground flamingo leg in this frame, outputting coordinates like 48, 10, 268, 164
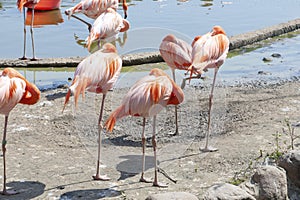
1, 116, 17, 195
152, 116, 168, 187
68, 14, 92, 33
140, 118, 151, 183
93, 94, 110, 181
30, 7, 37, 61
171, 69, 179, 136
19, 8, 27, 60
201, 68, 219, 152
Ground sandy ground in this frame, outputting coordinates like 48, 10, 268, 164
0, 74, 300, 200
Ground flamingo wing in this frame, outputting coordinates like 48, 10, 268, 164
105, 68, 184, 132
86, 8, 124, 49
191, 32, 229, 74
159, 34, 192, 71
65, 43, 122, 108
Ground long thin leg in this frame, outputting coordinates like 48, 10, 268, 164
93, 94, 110, 181
140, 118, 151, 183
19, 8, 27, 60
152, 116, 168, 187
1, 116, 17, 195
69, 14, 92, 32
201, 68, 219, 152
171, 69, 179, 136
30, 7, 37, 61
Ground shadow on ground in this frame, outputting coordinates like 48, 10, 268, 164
0, 181, 45, 200
60, 188, 122, 200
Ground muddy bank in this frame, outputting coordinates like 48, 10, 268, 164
0, 78, 299, 199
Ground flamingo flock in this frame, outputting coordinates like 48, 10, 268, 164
3, 0, 230, 195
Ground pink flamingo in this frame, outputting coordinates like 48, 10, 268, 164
105, 68, 184, 187
17, 0, 41, 60
188, 25, 230, 152
159, 34, 192, 135
0, 68, 40, 195
86, 7, 130, 51
65, 0, 128, 31
63, 43, 122, 181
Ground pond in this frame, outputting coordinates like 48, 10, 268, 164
0, 0, 300, 58
0, 0, 300, 89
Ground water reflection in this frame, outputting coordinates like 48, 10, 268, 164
25, 9, 64, 27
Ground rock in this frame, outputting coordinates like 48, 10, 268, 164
271, 53, 282, 58
244, 165, 288, 200
146, 192, 198, 200
278, 150, 300, 188
262, 57, 272, 62
204, 183, 255, 200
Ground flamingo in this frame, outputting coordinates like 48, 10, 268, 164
188, 25, 230, 152
86, 7, 130, 51
17, 0, 40, 60
105, 68, 184, 187
159, 34, 192, 135
0, 68, 40, 195
65, 0, 128, 32
63, 43, 122, 181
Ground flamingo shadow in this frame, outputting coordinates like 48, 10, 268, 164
0, 181, 45, 200
116, 154, 155, 181
59, 188, 121, 200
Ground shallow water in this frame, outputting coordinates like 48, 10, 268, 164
1, 0, 300, 58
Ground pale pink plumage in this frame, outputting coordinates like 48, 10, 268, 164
0, 68, 40, 195
63, 43, 122, 181
189, 26, 229, 152
86, 8, 130, 50
105, 68, 184, 187
159, 34, 192, 135
65, 0, 128, 20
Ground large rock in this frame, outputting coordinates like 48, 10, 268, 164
278, 150, 300, 188
241, 165, 287, 200
204, 183, 255, 200
145, 192, 198, 200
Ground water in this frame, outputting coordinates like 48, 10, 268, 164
0, 0, 300, 89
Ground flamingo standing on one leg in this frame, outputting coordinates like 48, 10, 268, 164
0, 68, 40, 195
159, 34, 192, 135
86, 7, 130, 51
63, 43, 122, 181
65, 0, 128, 32
105, 68, 184, 187
188, 25, 230, 152
17, 0, 40, 60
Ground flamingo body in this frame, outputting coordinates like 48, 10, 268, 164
0, 68, 40, 195
105, 68, 184, 187
159, 34, 192, 72
190, 26, 229, 74
66, 0, 128, 19
63, 43, 122, 181
86, 8, 130, 50
189, 26, 229, 152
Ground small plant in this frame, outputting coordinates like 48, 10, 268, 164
283, 118, 299, 150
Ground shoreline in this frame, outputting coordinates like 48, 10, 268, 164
0, 18, 299, 68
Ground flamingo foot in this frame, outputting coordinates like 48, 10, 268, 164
92, 174, 110, 181
0, 189, 18, 195
153, 181, 168, 188
19, 56, 28, 60
139, 176, 152, 183
30, 57, 39, 61
200, 146, 218, 152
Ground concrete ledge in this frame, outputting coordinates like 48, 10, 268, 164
1, 18, 300, 68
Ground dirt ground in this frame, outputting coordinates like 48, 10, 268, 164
0, 74, 300, 200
